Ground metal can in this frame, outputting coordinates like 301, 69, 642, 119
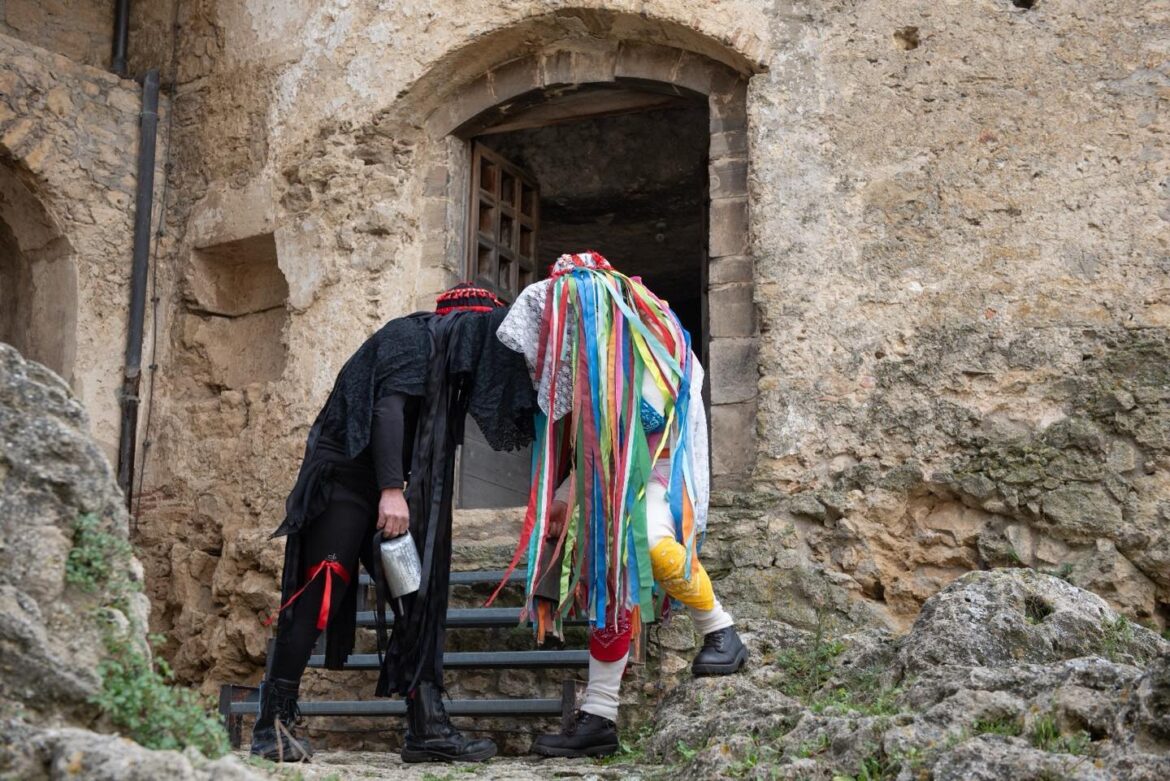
379, 533, 422, 598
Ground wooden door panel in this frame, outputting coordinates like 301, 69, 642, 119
460, 142, 539, 508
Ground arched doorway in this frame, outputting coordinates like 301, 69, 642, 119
404, 35, 761, 501
456, 83, 712, 507
0, 155, 77, 382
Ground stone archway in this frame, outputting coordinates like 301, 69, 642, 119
404, 26, 763, 489
0, 154, 77, 383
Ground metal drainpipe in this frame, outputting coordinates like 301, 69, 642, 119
111, 0, 131, 77
116, 68, 160, 509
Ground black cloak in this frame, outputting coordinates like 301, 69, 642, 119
271, 307, 535, 689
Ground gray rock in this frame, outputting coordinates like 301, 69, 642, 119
930, 735, 1112, 781
894, 569, 1166, 674
642, 570, 1170, 780
1115, 653, 1170, 752
0, 722, 268, 781
1041, 483, 1124, 540
0, 345, 229, 779
0, 343, 147, 723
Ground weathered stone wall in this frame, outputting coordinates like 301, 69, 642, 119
116, 0, 1169, 715
0, 1, 114, 69
0, 32, 160, 457
743, 0, 1170, 630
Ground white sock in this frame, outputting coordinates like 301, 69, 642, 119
579, 653, 628, 723
690, 597, 734, 636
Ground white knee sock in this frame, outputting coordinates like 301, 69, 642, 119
580, 653, 628, 722
690, 598, 735, 636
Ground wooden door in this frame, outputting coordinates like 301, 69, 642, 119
467, 143, 540, 301
459, 142, 540, 507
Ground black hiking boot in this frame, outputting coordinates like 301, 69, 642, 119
692, 625, 749, 676
250, 677, 314, 762
531, 710, 619, 758
401, 682, 497, 763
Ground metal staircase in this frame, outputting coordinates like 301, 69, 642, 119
218, 568, 585, 748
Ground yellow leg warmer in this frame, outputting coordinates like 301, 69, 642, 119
649, 538, 715, 611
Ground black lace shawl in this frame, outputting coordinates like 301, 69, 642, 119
271, 307, 535, 677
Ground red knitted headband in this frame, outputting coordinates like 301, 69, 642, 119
435, 283, 505, 315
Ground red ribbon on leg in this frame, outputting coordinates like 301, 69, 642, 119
263, 559, 352, 629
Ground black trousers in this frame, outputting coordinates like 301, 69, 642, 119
269, 477, 380, 682
269, 471, 450, 695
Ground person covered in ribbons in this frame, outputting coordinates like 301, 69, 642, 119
254, 283, 535, 764
495, 251, 748, 758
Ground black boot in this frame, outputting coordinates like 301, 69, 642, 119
531, 710, 619, 758
401, 682, 497, 763
692, 625, 749, 676
250, 677, 314, 762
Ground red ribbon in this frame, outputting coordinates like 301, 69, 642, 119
263, 559, 352, 630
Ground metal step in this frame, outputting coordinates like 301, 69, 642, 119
307, 649, 589, 670
358, 569, 527, 587
355, 606, 586, 629
226, 695, 564, 718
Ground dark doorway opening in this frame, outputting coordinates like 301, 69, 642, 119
458, 85, 710, 509
0, 158, 76, 382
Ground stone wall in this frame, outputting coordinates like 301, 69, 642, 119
0, 32, 160, 457
109, 0, 1170, 717
0, 1, 114, 69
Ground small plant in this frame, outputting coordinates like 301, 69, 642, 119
1024, 595, 1053, 625
772, 612, 847, 701
810, 672, 901, 717
1029, 712, 1091, 755
834, 748, 895, 781
1100, 616, 1135, 662
67, 512, 230, 758
793, 733, 830, 758
93, 629, 229, 757
1030, 713, 1061, 750
595, 721, 653, 766
727, 738, 763, 778
972, 714, 1024, 737
676, 739, 699, 761
66, 513, 137, 597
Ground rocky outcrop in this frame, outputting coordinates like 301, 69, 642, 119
0, 344, 265, 780
647, 569, 1170, 780
0, 342, 148, 724
0, 722, 265, 781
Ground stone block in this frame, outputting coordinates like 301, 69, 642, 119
486, 57, 540, 103
711, 401, 758, 478
710, 158, 748, 199
709, 283, 757, 338
709, 197, 749, 257
427, 72, 500, 137
708, 336, 759, 404
709, 255, 754, 285
422, 164, 448, 198
709, 80, 748, 133
539, 43, 618, 88
614, 41, 686, 87
670, 50, 718, 96
710, 129, 747, 159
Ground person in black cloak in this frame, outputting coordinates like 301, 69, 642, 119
251, 283, 536, 764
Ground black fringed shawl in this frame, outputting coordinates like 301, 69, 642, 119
272, 308, 535, 681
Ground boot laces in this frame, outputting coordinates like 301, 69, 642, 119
277, 695, 304, 728
567, 710, 593, 735
703, 628, 727, 652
